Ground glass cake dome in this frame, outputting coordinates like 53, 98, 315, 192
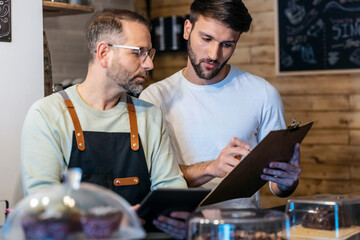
2, 168, 145, 240
187, 208, 290, 240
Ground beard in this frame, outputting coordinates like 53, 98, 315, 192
106, 60, 145, 96
187, 36, 230, 80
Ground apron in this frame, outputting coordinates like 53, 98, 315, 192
59, 90, 151, 205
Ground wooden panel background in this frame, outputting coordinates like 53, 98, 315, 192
135, 0, 360, 208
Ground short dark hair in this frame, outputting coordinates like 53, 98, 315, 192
85, 9, 151, 62
189, 0, 252, 33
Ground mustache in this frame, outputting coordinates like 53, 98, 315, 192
200, 59, 219, 65
131, 72, 147, 80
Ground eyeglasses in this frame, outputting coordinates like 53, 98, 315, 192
108, 43, 156, 63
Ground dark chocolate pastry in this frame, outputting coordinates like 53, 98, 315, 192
301, 206, 350, 230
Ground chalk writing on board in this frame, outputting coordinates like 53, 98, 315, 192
277, 0, 360, 73
0, 0, 11, 42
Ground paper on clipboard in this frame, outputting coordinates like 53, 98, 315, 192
200, 121, 313, 206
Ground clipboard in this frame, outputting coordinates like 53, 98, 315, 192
200, 121, 313, 206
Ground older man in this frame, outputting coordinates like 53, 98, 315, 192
21, 9, 186, 206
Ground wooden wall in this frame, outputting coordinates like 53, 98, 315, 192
136, 0, 360, 208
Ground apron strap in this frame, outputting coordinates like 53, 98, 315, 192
58, 90, 85, 151
126, 95, 140, 151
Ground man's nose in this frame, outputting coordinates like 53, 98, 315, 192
142, 55, 154, 71
208, 42, 220, 60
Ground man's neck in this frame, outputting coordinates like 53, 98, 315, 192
76, 76, 124, 111
182, 59, 230, 85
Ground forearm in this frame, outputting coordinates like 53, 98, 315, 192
179, 162, 216, 187
270, 179, 299, 198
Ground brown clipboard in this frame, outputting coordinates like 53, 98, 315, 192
200, 121, 313, 206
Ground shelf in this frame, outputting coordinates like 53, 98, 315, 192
43, 1, 94, 17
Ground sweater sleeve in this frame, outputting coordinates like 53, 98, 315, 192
21, 102, 65, 196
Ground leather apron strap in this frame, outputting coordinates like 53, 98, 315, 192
126, 95, 140, 151
59, 91, 140, 152
59, 90, 85, 151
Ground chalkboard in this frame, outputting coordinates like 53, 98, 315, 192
275, 0, 360, 75
0, 0, 11, 42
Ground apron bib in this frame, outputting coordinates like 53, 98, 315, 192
59, 90, 151, 205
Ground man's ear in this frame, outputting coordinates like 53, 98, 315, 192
183, 19, 192, 40
96, 42, 111, 68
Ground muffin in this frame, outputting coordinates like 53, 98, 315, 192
21, 206, 81, 240
81, 206, 123, 239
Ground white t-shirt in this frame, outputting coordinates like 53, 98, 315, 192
140, 65, 286, 208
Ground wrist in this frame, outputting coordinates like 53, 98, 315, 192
203, 160, 216, 178
277, 179, 299, 197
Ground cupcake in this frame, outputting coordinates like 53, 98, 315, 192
81, 206, 123, 239
21, 206, 81, 240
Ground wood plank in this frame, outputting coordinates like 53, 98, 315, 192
282, 95, 349, 111
243, 0, 274, 13
284, 112, 360, 129
350, 130, 360, 145
260, 195, 287, 209
261, 179, 353, 208
350, 95, 360, 110
301, 145, 360, 164
43, 1, 94, 17
295, 179, 355, 196
250, 45, 275, 64
151, 5, 190, 18
300, 163, 351, 180
238, 30, 274, 47
237, 63, 276, 78
250, 12, 274, 32
228, 47, 251, 65
261, 179, 360, 208
150, 66, 180, 82
151, 0, 193, 8
154, 52, 187, 68
303, 129, 349, 145
134, 0, 146, 10
271, 74, 360, 95
350, 164, 360, 180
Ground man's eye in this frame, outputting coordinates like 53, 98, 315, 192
222, 43, 233, 48
202, 38, 211, 42
132, 51, 140, 56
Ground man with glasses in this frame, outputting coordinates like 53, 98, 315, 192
21, 8, 186, 210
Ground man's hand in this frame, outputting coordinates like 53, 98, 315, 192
180, 137, 250, 187
209, 137, 251, 178
261, 143, 301, 197
153, 211, 190, 239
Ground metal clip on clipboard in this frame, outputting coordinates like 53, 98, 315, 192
287, 118, 301, 131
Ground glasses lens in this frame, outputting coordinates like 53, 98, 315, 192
140, 48, 156, 62
149, 48, 156, 60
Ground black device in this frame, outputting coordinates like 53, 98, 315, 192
137, 188, 211, 221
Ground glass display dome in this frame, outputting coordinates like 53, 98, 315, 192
2, 168, 145, 240
286, 194, 360, 240
187, 208, 290, 240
